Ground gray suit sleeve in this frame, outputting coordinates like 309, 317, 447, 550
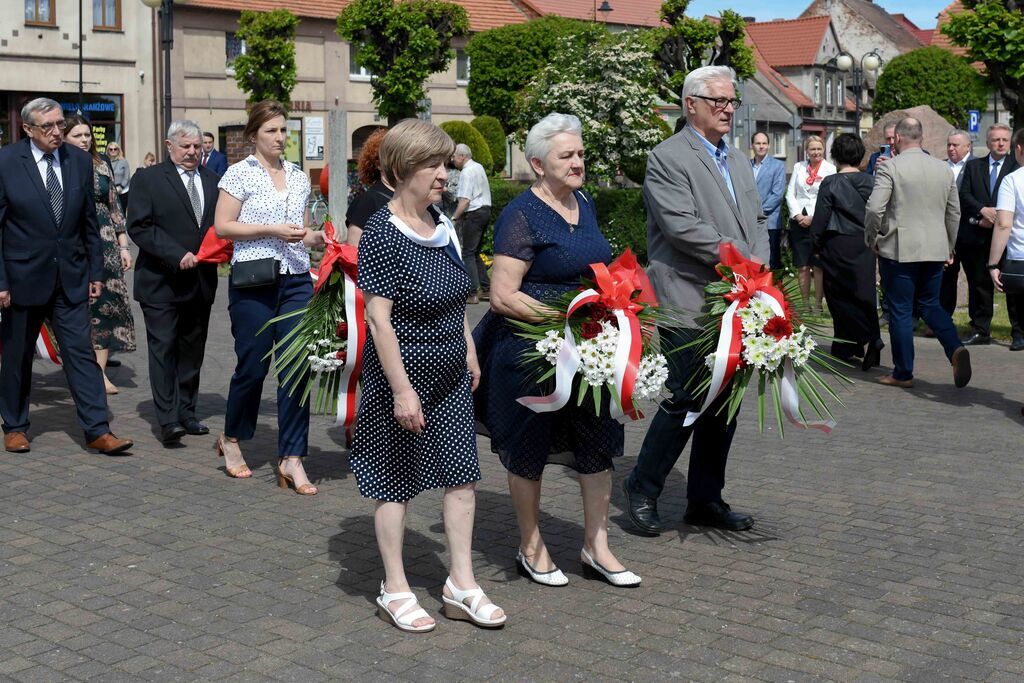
864, 164, 892, 248
644, 150, 728, 266
945, 176, 961, 252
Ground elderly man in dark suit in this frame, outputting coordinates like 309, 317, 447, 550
622, 66, 769, 534
200, 132, 228, 176
129, 120, 219, 445
0, 98, 133, 454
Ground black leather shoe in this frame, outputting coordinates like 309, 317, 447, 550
683, 500, 753, 531
183, 418, 210, 436
861, 339, 884, 371
160, 423, 187, 444
960, 333, 991, 346
105, 357, 122, 367
1010, 335, 1024, 351
621, 480, 663, 535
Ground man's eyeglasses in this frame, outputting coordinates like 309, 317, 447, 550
26, 120, 66, 134
692, 95, 741, 111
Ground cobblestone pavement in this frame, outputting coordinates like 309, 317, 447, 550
1, 275, 1022, 682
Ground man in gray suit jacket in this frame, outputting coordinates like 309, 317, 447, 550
622, 66, 769, 534
864, 117, 970, 389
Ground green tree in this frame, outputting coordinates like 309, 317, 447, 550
471, 115, 507, 174
465, 16, 608, 131
338, 0, 469, 126
439, 120, 493, 172
872, 47, 988, 127
232, 9, 299, 107
942, 0, 1024, 125
650, 0, 756, 106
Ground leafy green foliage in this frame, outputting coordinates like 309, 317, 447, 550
439, 120, 493, 173
942, 0, 1024, 125
338, 0, 469, 125
471, 115, 507, 174
232, 9, 299, 107
873, 47, 989, 127
465, 16, 608, 131
621, 116, 673, 185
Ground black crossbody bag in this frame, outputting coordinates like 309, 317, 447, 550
1002, 258, 1024, 295
230, 258, 280, 288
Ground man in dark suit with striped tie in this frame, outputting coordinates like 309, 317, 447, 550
0, 98, 133, 454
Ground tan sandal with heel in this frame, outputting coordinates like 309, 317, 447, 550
215, 434, 252, 478
276, 456, 318, 495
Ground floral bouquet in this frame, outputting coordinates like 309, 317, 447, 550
510, 249, 673, 421
685, 243, 851, 435
260, 219, 365, 425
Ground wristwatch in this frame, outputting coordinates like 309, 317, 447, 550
988, 263, 1001, 270
968, 217, 979, 225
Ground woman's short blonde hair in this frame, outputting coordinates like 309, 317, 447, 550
803, 134, 824, 151
379, 119, 455, 187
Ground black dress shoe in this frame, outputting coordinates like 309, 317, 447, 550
183, 418, 210, 436
160, 423, 187, 444
861, 339, 884, 371
621, 480, 663, 536
960, 333, 991, 346
683, 500, 753, 531
1010, 335, 1024, 351
105, 358, 122, 367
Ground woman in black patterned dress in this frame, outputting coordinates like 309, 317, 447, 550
64, 116, 136, 395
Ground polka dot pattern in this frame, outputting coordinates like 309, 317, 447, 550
350, 206, 481, 502
218, 155, 312, 274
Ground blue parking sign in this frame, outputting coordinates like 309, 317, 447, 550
968, 110, 980, 134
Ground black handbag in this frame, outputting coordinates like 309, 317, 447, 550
230, 258, 280, 288
1002, 258, 1024, 295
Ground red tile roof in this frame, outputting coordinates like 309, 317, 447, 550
518, 0, 664, 27
931, 1, 969, 57
186, 0, 534, 32
891, 13, 934, 45
745, 16, 832, 68
746, 34, 814, 109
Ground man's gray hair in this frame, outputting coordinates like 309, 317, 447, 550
988, 123, 1012, 136
894, 117, 923, 141
454, 143, 472, 158
21, 97, 61, 125
682, 65, 737, 101
947, 129, 969, 142
524, 112, 582, 164
166, 119, 203, 142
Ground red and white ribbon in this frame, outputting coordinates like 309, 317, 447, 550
335, 266, 365, 427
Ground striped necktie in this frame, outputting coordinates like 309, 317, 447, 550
43, 152, 64, 221
186, 170, 203, 226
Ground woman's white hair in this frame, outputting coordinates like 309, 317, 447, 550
682, 65, 737, 101
524, 113, 582, 166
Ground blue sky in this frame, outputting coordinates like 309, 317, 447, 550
687, 0, 948, 28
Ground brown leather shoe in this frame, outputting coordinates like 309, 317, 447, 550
4, 432, 30, 453
878, 375, 913, 388
951, 346, 972, 388
86, 433, 134, 455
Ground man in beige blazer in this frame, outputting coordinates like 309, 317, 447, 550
865, 116, 971, 389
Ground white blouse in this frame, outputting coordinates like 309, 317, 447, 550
785, 159, 837, 219
218, 155, 312, 274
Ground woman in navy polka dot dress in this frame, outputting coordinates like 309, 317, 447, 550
352, 120, 506, 633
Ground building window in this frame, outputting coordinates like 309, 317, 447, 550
773, 131, 787, 157
814, 76, 821, 105
825, 77, 833, 106
456, 49, 470, 84
837, 78, 845, 106
93, 0, 120, 30
26, 0, 55, 26
226, 32, 246, 66
349, 44, 372, 81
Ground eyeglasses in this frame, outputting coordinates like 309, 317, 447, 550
27, 120, 66, 133
692, 95, 741, 111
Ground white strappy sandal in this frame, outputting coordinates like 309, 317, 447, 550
376, 581, 435, 633
441, 577, 507, 628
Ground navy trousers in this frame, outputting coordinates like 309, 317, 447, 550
626, 326, 738, 504
225, 274, 312, 457
0, 286, 110, 441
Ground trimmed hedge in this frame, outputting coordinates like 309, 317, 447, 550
471, 115, 507, 174
439, 120, 494, 173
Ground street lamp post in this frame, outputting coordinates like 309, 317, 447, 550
140, 0, 188, 138
833, 49, 883, 134
594, 0, 612, 21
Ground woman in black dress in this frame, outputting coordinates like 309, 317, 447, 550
353, 119, 505, 632
345, 127, 392, 246
811, 133, 884, 369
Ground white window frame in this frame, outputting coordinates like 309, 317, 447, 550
814, 76, 821, 105
456, 49, 470, 85
825, 77, 833, 106
349, 43, 372, 81
773, 131, 787, 157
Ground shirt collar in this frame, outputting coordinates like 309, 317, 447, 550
690, 126, 730, 161
990, 154, 1004, 166
176, 164, 198, 177
30, 140, 59, 163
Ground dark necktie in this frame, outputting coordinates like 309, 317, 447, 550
990, 160, 1001, 195
43, 152, 64, 220
202, 153, 208, 167
186, 171, 202, 226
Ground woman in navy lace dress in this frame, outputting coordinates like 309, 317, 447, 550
473, 114, 640, 588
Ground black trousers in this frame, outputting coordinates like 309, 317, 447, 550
939, 252, 961, 316
140, 299, 213, 427
458, 207, 491, 293
959, 242, 995, 335
0, 287, 110, 440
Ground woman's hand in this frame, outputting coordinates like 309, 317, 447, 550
119, 248, 132, 271
797, 214, 813, 229
303, 229, 326, 249
393, 388, 425, 434
990, 267, 1003, 292
270, 223, 307, 243
467, 351, 481, 392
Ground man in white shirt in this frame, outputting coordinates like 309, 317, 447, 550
990, 127, 1024, 351
450, 144, 492, 303
940, 129, 974, 316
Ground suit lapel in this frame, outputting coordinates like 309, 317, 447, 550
19, 142, 59, 226
57, 144, 77, 228
683, 128, 741, 223
163, 159, 199, 228
198, 166, 218, 232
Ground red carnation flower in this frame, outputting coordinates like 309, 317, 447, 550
581, 321, 603, 340
336, 321, 348, 338
335, 350, 347, 362
762, 316, 793, 340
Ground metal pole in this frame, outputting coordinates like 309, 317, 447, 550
854, 68, 862, 135
161, 0, 174, 137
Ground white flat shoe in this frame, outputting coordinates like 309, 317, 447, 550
581, 548, 641, 587
375, 581, 435, 633
515, 549, 569, 587
441, 577, 506, 628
